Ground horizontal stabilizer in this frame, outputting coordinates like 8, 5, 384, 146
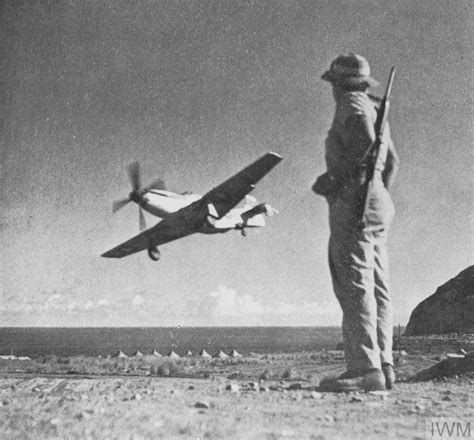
241, 203, 278, 221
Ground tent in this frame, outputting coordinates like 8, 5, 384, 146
167, 350, 180, 359
151, 350, 162, 357
199, 349, 211, 358
132, 350, 143, 357
228, 349, 242, 358
213, 350, 229, 359
185, 350, 193, 356
112, 350, 128, 358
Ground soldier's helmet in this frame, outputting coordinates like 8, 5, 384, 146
321, 53, 379, 88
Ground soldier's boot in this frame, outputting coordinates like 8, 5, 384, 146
319, 369, 386, 392
382, 363, 396, 390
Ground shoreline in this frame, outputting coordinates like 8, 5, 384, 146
1, 348, 472, 439
1, 331, 472, 360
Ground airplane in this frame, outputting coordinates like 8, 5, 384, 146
101, 152, 282, 261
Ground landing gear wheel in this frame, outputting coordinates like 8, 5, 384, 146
148, 247, 161, 261
241, 229, 247, 237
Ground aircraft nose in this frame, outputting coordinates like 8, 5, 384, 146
129, 191, 141, 203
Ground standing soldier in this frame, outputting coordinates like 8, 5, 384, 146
313, 53, 400, 392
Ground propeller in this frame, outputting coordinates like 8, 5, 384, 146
112, 198, 131, 213
128, 161, 142, 192
112, 162, 167, 232
112, 162, 142, 213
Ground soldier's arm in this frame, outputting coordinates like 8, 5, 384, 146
383, 142, 400, 190
343, 114, 376, 162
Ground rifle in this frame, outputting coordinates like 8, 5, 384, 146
359, 66, 396, 224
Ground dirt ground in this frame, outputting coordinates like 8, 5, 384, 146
0, 351, 472, 440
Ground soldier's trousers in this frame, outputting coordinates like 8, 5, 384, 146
328, 180, 395, 372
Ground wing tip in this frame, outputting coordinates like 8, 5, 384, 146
101, 250, 123, 258
268, 151, 282, 160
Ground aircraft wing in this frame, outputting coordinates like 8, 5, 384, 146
101, 214, 198, 259
202, 152, 282, 218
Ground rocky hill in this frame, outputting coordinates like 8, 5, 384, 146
404, 266, 474, 336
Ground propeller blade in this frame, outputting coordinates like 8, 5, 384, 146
139, 206, 147, 231
143, 178, 167, 193
112, 198, 131, 213
128, 161, 141, 191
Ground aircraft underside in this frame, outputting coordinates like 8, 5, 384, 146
102, 152, 282, 262
143, 205, 268, 260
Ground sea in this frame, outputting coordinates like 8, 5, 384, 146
0, 327, 342, 358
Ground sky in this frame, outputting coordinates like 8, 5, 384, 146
1, 0, 472, 327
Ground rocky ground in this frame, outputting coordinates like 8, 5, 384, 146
0, 345, 472, 439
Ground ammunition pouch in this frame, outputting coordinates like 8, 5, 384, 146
312, 172, 340, 199
351, 164, 369, 187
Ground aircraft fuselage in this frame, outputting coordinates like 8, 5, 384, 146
135, 190, 266, 233
139, 190, 202, 218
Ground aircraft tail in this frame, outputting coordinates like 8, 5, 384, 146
241, 203, 278, 226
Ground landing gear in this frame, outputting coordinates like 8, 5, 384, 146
148, 247, 161, 261
236, 224, 247, 237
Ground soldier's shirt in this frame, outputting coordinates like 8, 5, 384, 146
325, 91, 393, 186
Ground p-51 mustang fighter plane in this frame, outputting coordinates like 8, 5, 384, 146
101, 152, 282, 261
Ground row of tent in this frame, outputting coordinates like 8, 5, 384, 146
0, 354, 31, 361
112, 349, 243, 359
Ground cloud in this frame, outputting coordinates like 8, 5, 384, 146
209, 285, 265, 316
132, 294, 144, 307
48, 293, 61, 303
2, 286, 341, 327
200, 285, 341, 326
83, 298, 110, 310
1, 289, 152, 326
84, 300, 94, 310
97, 299, 109, 307
66, 302, 77, 311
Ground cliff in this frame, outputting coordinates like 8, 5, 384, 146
404, 266, 474, 336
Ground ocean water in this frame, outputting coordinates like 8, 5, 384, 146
0, 327, 342, 358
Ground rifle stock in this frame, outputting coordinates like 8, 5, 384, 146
359, 67, 396, 224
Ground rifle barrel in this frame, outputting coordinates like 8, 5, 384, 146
359, 66, 396, 224
385, 67, 396, 100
